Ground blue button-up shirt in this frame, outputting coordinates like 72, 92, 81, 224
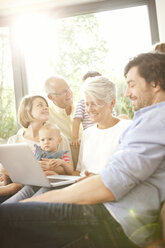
100, 102, 165, 247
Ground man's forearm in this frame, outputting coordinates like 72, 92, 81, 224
22, 175, 115, 204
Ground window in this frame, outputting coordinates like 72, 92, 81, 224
0, 27, 17, 142
0, 0, 159, 139
13, 4, 152, 118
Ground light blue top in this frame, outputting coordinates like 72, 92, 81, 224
100, 102, 165, 247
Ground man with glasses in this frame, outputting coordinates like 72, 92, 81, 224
45, 76, 73, 141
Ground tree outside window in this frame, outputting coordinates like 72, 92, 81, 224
0, 27, 17, 143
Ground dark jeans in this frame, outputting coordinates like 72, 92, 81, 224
0, 195, 11, 203
0, 202, 139, 248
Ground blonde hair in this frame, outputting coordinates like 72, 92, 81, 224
18, 95, 48, 128
39, 123, 61, 138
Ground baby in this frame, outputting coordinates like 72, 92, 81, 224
35, 123, 73, 175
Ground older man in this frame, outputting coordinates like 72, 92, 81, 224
0, 52, 165, 248
45, 76, 74, 141
45, 76, 80, 168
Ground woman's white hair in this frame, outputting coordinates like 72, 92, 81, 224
83, 76, 116, 103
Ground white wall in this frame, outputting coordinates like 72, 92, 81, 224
155, 0, 165, 42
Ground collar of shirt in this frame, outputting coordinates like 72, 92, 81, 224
134, 101, 165, 120
49, 100, 74, 118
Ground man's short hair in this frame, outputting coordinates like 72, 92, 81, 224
82, 71, 102, 82
124, 53, 165, 91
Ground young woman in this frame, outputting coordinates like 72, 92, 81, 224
0, 95, 72, 201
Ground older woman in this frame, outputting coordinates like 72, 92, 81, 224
76, 76, 131, 175
0, 95, 72, 202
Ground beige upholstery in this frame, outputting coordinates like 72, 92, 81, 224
70, 145, 80, 170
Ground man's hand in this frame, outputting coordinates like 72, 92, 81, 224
76, 170, 95, 182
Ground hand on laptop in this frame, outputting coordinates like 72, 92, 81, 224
76, 170, 95, 182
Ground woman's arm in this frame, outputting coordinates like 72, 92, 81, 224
72, 170, 80, 176
50, 156, 73, 175
39, 158, 73, 175
0, 183, 22, 196
58, 161, 73, 175
59, 134, 73, 167
1, 167, 12, 185
21, 174, 115, 204
60, 153, 73, 174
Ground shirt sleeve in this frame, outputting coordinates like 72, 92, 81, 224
74, 99, 85, 119
100, 111, 165, 201
62, 154, 71, 164
7, 135, 17, 144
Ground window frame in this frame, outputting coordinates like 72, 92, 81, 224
0, 0, 160, 112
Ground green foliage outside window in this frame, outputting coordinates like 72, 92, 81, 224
0, 87, 17, 141
0, 28, 17, 142
113, 77, 134, 119
0, 14, 134, 142
49, 14, 109, 102
115, 85, 134, 119
50, 14, 134, 119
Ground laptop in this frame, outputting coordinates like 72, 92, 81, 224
0, 143, 81, 187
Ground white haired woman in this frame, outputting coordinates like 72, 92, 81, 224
76, 76, 131, 175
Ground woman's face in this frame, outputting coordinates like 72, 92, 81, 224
31, 97, 49, 123
85, 94, 111, 124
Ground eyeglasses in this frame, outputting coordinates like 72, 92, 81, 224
51, 87, 71, 97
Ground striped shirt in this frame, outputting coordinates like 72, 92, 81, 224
74, 98, 93, 130
62, 153, 71, 165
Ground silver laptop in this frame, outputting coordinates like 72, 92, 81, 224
0, 143, 80, 187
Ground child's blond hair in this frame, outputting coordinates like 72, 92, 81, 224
39, 123, 61, 138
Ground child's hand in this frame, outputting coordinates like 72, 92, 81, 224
70, 138, 81, 147
39, 158, 57, 171
39, 158, 66, 171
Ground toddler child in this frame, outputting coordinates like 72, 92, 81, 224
35, 123, 73, 175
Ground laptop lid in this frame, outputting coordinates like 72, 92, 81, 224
0, 143, 80, 187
